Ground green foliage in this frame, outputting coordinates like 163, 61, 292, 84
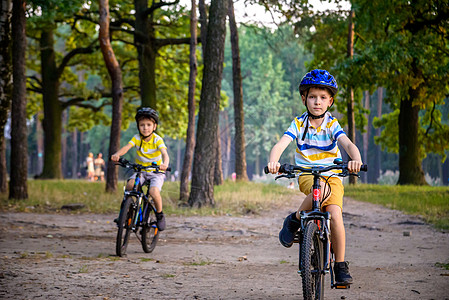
372, 110, 400, 153
351, 0, 449, 160
222, 25, 309, 168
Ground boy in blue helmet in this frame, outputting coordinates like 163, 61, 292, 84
111, 107, 170, 231
267, 69, 363, 285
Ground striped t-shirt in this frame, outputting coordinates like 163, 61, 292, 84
284, 112, 346, 176
128, 133, 167, 171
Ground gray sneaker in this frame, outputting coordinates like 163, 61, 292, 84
334, 261, 353, 285
156, 212, 166, 231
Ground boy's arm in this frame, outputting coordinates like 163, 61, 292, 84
111, 143, 133, 162
338, 135, 363, 172
159, 148, 170, 171
267, 135, 292, 174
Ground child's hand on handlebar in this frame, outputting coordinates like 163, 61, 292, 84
347, 160, 363, 173
159, 163, 169, 171
267, 161, 281, 174
111, 154, 120, 162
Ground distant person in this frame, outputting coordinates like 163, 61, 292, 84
287, 182, 295, 189
86, 152, 95, 181
94, 153, 105, 181
111, 107, 170, 231
267, 69, 363, 286
231, 172, 236, 182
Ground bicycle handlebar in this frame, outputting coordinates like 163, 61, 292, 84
115, 157, 171, 172
264, 160, 367, 177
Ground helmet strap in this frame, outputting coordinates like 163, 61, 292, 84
138, 132, 153, 150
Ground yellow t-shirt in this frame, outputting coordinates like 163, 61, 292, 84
128, 133, 167, 169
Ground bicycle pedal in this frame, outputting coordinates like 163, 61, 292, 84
334, 284, 350, 289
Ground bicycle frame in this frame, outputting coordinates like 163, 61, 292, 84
297, 172, 332, 277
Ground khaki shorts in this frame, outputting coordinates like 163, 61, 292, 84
129, 172, 166, 191
298, 175, 344, 210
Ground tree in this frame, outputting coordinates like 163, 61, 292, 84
132, 0, 193, 108
0, 0, 12, 193
357, 0, 449, 185
27, 1, 102, 179
346, 8, 356, 184
228, 0, 248, 181
99, 0, 123, 192
9, 0, 27, 199
188, 0, 227, 207
179, 0, 198, 202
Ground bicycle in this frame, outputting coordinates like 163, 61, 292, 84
114, 158, 170, 257
265, 159, 367, 300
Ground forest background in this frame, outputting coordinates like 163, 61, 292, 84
1, 0, 449, 204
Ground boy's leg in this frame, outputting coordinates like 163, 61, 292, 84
147, 173, 166, 231
325, 204, 345, 262
149, 186, 162, 212
125, 179, 135, 191
149, 187, 166, 231
325, 204, 353, 284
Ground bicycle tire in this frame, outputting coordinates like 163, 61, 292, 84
116, 196, 135, 257
300, 222, 325, 300
141, 200, 159, 253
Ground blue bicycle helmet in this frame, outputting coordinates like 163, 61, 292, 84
299, 69, 338, 96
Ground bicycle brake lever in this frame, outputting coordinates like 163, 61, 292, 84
275, 174, 287, 180
275, 173, 295, 180
349, 173, 360, 178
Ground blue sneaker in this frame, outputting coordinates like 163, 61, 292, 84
279, 212, 301, 247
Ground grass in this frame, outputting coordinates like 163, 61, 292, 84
0, 179, 298, 216
1, 179, 448, 230
344, 184, 449, 230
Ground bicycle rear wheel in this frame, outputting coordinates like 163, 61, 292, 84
141, 200, 159, 253
300, 222, 325, 300
116, 196, 135, 257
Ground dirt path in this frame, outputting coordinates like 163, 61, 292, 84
0, 197, 448, 300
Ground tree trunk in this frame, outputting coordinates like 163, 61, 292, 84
134, 0, 157, 108
347, 8, 356, 184
198, 0, 207, 57
180, 0, 198, 202
40, 28, 63, 179
61, 110, 67, 178
397, 74, 426, 185
362, 91, 370, 183
35, 112, 43, 175
222, 110, 231, 179
0, 0, 12, 193
228, 0, 248, 181
9, 0, 27, 199
100, 0, 124, 192
188, 0, 228, 207
71, 128, 78, 178
214, 125, 223, 185
375, 87, 383, 182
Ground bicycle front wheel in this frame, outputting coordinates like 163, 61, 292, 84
116, 196, 135, 257
300, 222, 325, 300
141, 201, 159, 253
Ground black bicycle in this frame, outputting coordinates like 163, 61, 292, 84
265, 159, 367, 300
114, 158, 170, 257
